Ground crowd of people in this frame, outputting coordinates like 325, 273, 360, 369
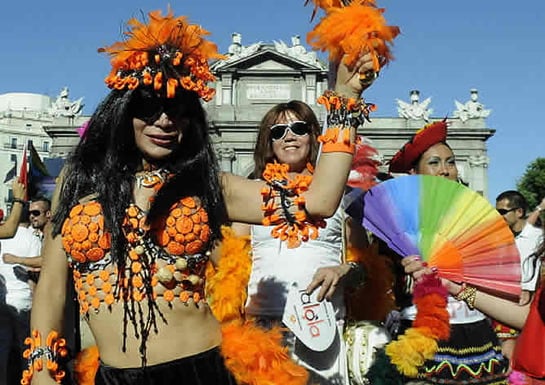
0, 5, 543, 385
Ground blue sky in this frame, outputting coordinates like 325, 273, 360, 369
1, 0, 543, 201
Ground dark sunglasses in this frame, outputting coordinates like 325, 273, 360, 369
497, 207, 519, 216
270, 121, 310, 141
29, 210, 43, 217
132, 96, 186, 124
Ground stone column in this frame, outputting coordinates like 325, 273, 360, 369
467, 154, 490, 196
220, 74, 233, 105
306, 74, 316, 105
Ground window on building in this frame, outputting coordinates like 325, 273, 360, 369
43, 141, 50, 152
10, 154, 17, 162
10, 137, 17, 149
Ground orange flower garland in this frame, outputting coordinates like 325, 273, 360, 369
260, 162, 325, 248
99, 8, 225, 100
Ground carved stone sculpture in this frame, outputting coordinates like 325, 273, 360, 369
453, 89, 491, 122
396, 90, 433, 121
49, 87, 84, 118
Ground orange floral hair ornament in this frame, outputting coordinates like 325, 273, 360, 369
99, 8, 225, 100
306, 0, 400, 71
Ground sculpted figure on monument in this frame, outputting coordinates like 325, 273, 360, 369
454, 89, 491, 122
396, 90, 433, 121
49, 87, 84, 117
226, 32, 260, 61
273, 35, 323, 68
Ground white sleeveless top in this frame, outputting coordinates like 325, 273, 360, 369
246, 205, 346, 319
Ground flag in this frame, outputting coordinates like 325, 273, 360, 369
3, 164, 17, 183
28, 142, 56, 200
19, 144, 28, 200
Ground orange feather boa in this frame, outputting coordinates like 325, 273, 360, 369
205, 226, 309, 385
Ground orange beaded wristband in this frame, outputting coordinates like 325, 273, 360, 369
21, 330, 68, 384
317, 90, 376, 154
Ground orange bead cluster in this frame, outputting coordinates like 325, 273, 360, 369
152, 197, 211, 256
21, 330, 68, 384
61, 202, 111, 264
261, 162, 325, 248
73, 269, 116, 314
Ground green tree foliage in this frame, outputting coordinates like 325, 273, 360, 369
517, 157, 545, 209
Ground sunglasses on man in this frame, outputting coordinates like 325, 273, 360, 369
270, 121, 310, 141
29, 210, 43, 217
497, 207, 519, 216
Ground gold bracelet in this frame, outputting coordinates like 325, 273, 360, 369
454, 283, 477, 309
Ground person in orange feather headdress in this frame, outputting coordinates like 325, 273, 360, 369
23, 7, 370, 385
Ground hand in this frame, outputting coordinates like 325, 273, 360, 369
2, 253, 17, 264
401, 255, 461, 295
334, 51, 377, 98
400, 255, 432, 281
306, 264, 352, 302
537, 197, 545, 211
11, 180, 26, 201
519, 290, 532, 306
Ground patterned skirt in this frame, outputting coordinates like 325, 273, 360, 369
415, 319, 510, 384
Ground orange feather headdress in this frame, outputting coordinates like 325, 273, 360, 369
306, 0, 400, 71
99, 8, 225, 100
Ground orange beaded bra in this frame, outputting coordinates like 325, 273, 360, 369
61, 193, 212, 363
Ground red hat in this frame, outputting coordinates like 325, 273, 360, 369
388, 120, 448, 173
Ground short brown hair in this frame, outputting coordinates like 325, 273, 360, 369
252, 101, 321, 178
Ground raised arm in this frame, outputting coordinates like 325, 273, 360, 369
527, 197, 545, 226
24, 183, 69, 385
222, 53, 375, 225
0, 180, 26, 239
402, 256, 530, 330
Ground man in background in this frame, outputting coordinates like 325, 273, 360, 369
0, 205, 42, 383
28, 197, 51, 240
495, 190, 544, 359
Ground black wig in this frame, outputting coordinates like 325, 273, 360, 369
53, 87, 227, 263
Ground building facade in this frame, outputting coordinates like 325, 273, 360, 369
0, 89, 86, 211
0, 35, 495, 212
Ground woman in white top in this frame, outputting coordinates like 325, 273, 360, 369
232, 98, 369, 385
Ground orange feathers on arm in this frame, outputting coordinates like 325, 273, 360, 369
306, 1, 400, 70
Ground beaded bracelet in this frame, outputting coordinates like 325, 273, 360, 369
13, 198, 26, 205
454, 283, 477, 310
317, 90, 376, 154
21, 330, 68, 385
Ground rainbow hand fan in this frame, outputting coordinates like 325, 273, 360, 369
362, 175, 521, 296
